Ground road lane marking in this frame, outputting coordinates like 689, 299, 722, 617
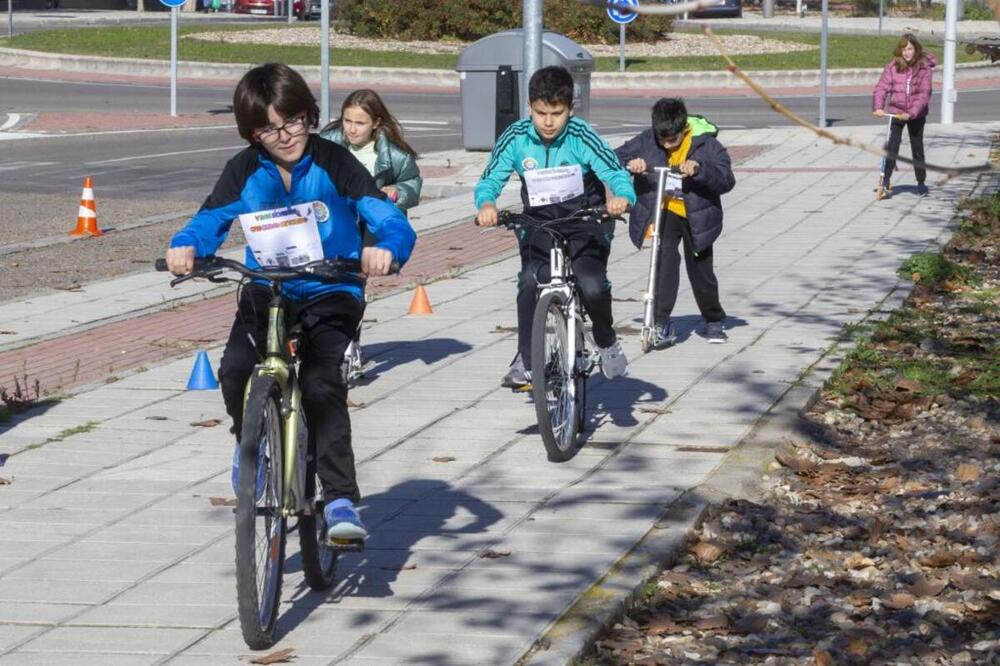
85, 145, 245, 165
0, 113, 20, 131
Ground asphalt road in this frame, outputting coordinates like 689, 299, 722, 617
2, 73, 999, 199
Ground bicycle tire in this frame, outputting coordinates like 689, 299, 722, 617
235, 375, 286, 650
299, 454, 338, 590
531, 291, 582, 462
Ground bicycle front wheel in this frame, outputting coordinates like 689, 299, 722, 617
531, 291, 582, 462
235, 375, 286, 650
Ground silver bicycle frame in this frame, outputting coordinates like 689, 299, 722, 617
641, 167, 670, 345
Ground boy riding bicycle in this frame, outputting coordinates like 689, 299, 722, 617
164, 63, 416, 542
475, 66, 636, 389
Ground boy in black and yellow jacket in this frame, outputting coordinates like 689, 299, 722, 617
615, 98, 735, 346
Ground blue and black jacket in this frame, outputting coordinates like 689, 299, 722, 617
170, 135, 416, 303
475, 116, 636, 224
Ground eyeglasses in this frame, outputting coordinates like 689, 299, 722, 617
255, 115, 308, 142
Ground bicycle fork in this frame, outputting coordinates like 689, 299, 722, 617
641, 167, 670, 352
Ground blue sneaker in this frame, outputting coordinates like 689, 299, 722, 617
231, 442, 267, 502
324, 498, 367, 542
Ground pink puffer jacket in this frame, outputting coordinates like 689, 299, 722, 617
872, 52, 937, 119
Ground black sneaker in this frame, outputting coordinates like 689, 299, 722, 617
500, 353, 531, 389
917, 183, 929, 196
653, 320, 678, 349
704, 320, 728, 344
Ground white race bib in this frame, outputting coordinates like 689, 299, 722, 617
239, 203, 324, 268
523, 165, 585, 207
663, 169, 684, 199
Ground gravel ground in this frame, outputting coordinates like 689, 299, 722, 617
185, 28, 816, 57
0, 193, 244, 304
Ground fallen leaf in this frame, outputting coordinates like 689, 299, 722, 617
907, 575, 948, 597
209, 496, 237, 507
920, 550, 960, 568
0, 330, 16, 335
144, 415, 168, 421
881, 592, 915, 610
775, 448, 818, 474
379, 564, 417, 571
813, 650, 835, 666
190, 418, 222, 428
646, 613, 683, 634
690, 541, 724, 564
694, 614, 730, 630
893, 378, 922, 393
346, 397, 364, 408
844, 553, 875, 569
432, 456, 456, 463
956, 463, 981, 482
0, 476, 11, 485
249, 648, 295, 664
846, 638, 869, 658
479, 549, 511, 559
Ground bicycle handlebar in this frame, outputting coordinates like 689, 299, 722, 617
155, 255, 395, 288
493, 205, 624, 231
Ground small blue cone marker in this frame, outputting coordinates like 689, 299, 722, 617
186, 350, 219, 390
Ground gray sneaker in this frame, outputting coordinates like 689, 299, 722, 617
704, 320, 728, 344
598, 338, 629, 379
501, 353, 531, 389
653, 320, 678, 349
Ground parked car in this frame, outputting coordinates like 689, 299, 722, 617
234, 0, 305, 17
300, 0, 333, 20
689, 0, 743, 18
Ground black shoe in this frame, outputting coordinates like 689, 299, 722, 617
704, 320, 728, 344
917, 183, 929, 196
500, 354, 531, 389
652, 320, 678, 349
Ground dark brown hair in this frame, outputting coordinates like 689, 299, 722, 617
233, 63, 319, 143
893, 33, 924, 72
323, 89, 418, 159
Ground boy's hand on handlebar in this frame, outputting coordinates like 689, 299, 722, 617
679, 159, 699, 177
165, 246, 196, 276
873, 109, 886, 118
606, 196, 630, 217
476, 203, 499, 227
625, 158, 647, 174
381, 185, 399, 203
361, 247, 395, 276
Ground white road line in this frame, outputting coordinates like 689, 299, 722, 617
0, 161, 58, 171
0, 113, 20, 131
86, 145, 244, 165
400, 119, 450, 126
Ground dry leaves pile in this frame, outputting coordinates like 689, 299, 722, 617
592, 182, 1000, 663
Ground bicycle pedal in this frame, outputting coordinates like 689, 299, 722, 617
327, 537, 365, 552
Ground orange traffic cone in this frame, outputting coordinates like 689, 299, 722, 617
408, 284, 433, 315
69, 177, 102, 237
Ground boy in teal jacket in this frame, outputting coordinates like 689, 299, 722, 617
475, 66, 636, 388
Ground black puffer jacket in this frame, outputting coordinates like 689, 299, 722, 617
615, 125, 736, 252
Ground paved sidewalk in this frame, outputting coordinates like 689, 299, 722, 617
0, 122, 996, 664
676, 13, 1000, 39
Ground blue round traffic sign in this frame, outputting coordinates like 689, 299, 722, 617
606, 0, 638, 25
159, 0, 186, 7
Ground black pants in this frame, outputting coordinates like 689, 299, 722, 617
516, 222, 616, 370
219, 286, 363, 503
884, 116, 926, 186
654, 210, 725, 325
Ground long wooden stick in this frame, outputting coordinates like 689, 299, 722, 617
700, 26, 991, 177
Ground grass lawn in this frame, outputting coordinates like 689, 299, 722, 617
3, 23, 984, 71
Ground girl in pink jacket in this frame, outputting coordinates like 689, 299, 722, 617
872, 33, 936, 197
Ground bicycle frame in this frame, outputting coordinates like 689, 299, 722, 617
250, 289, 311, 519
537, 236, 598, 382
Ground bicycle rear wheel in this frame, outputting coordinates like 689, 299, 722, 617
299, 454, 338, 590
235, 375, 286, 650
531, 291, 583, 462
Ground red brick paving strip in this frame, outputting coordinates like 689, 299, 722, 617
0, 223, 516, 395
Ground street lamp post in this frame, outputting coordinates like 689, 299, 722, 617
819, 0, 829, 128
941, 0, 958, 124
523, 0, 542, 119
321, 0, 330, 125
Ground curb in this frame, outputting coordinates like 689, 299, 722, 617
1, 46, 997, 90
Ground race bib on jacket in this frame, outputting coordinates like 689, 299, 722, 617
523, 165, 585, 207
239, 203, 324, 268
663, 169, 683, 199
